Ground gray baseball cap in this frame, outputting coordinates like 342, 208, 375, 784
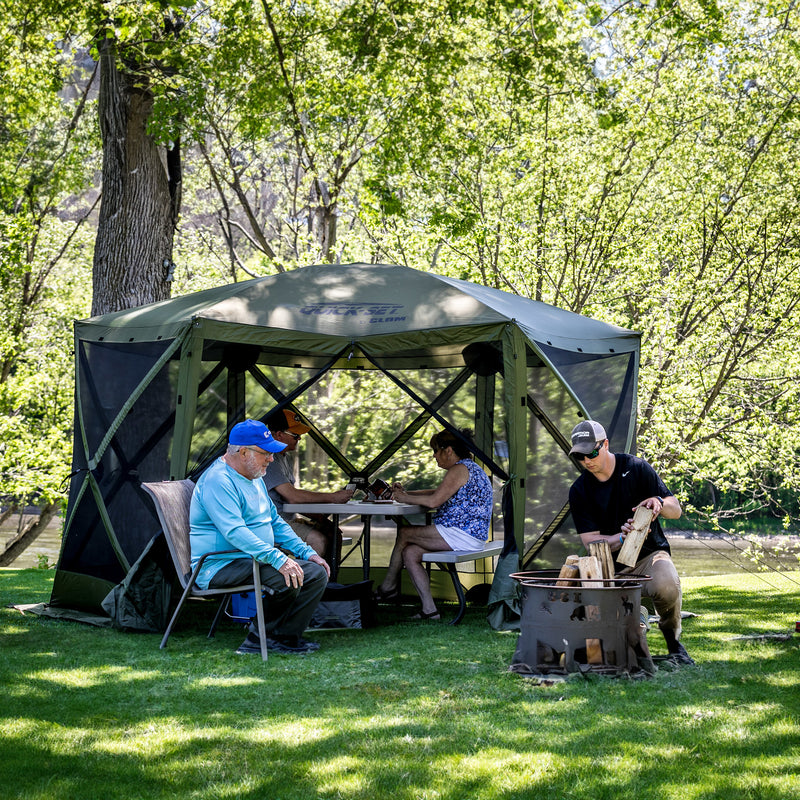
569, 420, 607, 455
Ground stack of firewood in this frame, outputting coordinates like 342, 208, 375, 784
555, 506, 654, 585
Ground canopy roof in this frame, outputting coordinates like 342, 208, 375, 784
79, 263, 636, 358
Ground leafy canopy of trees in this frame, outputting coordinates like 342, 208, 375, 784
2, 0, 800, 545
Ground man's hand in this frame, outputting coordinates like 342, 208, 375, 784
637, 497, 664, 517
308, 553, 331, 578
278, 558, 305, 588
330, 488, 355, 503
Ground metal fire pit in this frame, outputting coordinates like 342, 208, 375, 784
510, 570, 652, 676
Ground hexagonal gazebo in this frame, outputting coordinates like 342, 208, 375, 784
50, 263, 640, 621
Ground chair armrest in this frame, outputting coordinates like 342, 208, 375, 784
186, 549, 275, 595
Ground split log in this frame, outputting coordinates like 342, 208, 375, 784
578, 555, 604, 588
617, 506, 654, 567
588, 540, 615, 583
586, 638, 604, 664
556, 554, 580, 586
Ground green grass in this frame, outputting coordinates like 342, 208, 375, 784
2, 568, 799, 800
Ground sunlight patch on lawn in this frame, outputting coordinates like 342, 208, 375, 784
189, 675, 266, 689
247, 719, 331, 746
26, 665, 163, 688
444, 747, 561, 785
312, 755, 366, 794
2, 622, 30, 634
761, 672, 800, 688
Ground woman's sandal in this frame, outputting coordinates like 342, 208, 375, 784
374, 586, 401, 603
410, 609, 441, 621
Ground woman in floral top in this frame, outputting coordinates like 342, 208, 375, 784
375, 429, 493, 620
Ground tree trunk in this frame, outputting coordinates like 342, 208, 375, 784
310, 179, 337, 263
0, 502, 59, 567
91, 40, 180, 316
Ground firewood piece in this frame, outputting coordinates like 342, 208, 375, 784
588, 539, 615, 583
556, 554, 581, 586
617, 506, 654, 567
578, 555, 604, 588
586, 638, 604, 664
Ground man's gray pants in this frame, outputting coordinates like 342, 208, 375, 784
209, 559, 328, 638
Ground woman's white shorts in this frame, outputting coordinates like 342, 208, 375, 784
434, 524, 485, 552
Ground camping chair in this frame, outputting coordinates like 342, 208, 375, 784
142, 479, 271, 661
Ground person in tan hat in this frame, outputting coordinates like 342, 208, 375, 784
263, 408, 354, 558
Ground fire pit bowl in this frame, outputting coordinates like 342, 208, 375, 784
509, 570, 653, 676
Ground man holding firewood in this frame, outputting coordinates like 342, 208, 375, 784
567, 420, 694, 666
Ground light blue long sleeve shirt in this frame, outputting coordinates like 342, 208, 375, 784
189, 458, 317, 589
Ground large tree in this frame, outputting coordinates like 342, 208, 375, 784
89, 1, 188, 314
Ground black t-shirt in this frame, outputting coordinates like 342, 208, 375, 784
569, 452, 672, 563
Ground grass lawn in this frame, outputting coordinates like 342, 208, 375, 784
2, 568, 799, 800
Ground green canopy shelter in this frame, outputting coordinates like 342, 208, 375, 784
50, 263, 640, 619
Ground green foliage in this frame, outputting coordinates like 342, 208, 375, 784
4, 0, 800, 524
36, 552, 55, 569
0, 2, 97, 510
0, 239, 91, 504
175, 0, 482, 265
357, 0, 800, 519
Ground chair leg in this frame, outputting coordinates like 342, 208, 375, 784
252, 559, 268, 661
160, 580, 196, 649
208, 595, 231, 639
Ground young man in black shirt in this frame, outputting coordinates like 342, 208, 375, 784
568, 420, 694, 666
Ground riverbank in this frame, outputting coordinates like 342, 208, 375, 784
5, 512, 800, 576
664, 531, 800, 577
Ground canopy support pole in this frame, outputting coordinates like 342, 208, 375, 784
502, 324, 528, 563
171, 325, 205, 479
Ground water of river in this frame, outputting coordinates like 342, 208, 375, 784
6, 516, 800, 578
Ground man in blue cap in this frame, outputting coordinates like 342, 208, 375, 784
190, 419, 330, 655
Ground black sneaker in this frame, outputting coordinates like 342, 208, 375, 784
267, 635, 320, 654
235, 633, 264, 655
668, 642, 695, 666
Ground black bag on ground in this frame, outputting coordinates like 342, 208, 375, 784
309, 580, 375, 629
100, 533, 172, 632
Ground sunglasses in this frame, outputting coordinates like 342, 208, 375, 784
282, 431, 301, 440
576, 443, 604, 461
243, 446, 270, 457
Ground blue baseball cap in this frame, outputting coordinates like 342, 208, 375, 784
228, 419, 286, 453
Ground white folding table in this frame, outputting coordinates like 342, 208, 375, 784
282, 501, 425, 580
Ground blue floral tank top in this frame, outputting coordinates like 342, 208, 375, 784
433, 459, 492, 541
